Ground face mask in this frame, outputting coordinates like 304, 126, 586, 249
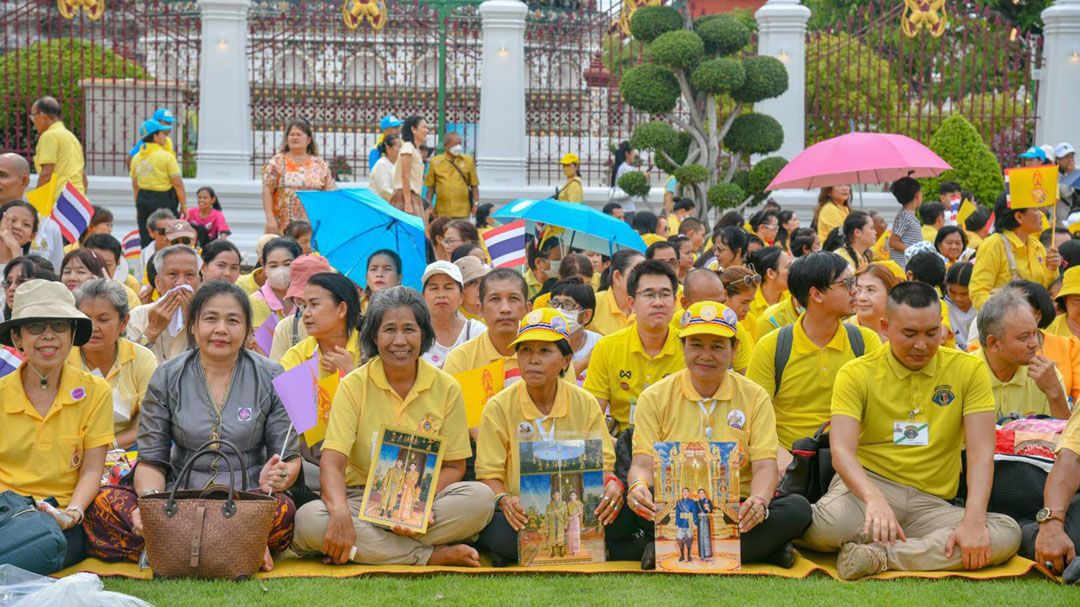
547, 259, 561, 276
564, 310, 582, 334
449, 144, 464, 156
267, 266, 290, 290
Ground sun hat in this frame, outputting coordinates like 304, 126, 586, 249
1018, 146, 1047, 161
422, 260, 463, 288
164, 220, 196, 242
379, 114, 404, 130
454, 256, 489, 285
510, 308, 571, 347
0, 280, 92, 347
1055, 266, 1080, 305
560, 153, 580, 165
678, 301, 738, 340
285, 254, 333, 300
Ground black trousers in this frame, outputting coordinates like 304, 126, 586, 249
136, 188, 179, 247
1019, 492, 1080, 561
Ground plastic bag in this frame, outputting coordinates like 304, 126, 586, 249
0, 565, 153, 607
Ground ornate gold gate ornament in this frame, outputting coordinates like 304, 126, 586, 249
343, 0, 388, 31
902, 0, 947, 38
58, 0, 105, 21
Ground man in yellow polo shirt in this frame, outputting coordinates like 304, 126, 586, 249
976, 288, 1070, 419
801, 282, 1021, 580
591, 249, 645, 336
31, 96, 86, 195
748, 252, 882, 452
584, 260, 684, 434
425, 132, 478, 219
1024, 406, 1080, 578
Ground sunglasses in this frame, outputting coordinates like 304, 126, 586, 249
728, 274, 762, 288
829, 276, 858, 291
171, 237, 193, 246
23, 320, 73, 335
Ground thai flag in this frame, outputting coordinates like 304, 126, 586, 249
482, 220, 527, 269
122, 229, 141, 259
0, 347, 23, 378
51, 182, 94, 244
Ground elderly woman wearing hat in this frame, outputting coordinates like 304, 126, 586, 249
1047, 266, 1080, 339
291, 286, 493, 567
422, 261, 486, 369
0, 279, 112, 571
624, 301, 812, 568
475, 308, 619, 566
131, 119, 186, 247
556, 153, 583, 203
84, 280, 299, 569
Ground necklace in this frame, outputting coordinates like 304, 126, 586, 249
196, 354, 240, 449
26, 363, 51, 391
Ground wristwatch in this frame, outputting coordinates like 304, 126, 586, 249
1035, 507, 1063, 524
136, 333, 156, 348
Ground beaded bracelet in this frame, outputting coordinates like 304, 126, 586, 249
494, 492, 509, 508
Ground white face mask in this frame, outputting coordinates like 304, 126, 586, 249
564, 309, 582, 334
267, 266, 290, 290
449, 144, 464, 156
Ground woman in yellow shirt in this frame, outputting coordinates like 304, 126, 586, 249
813, 185, 851, 243
0, 280, 111, 572
1047, 266, 1080, 339
969, 195, 1060, 309
475, 308, 620, 566
745, 246, 792, 340
130, 119, 186, 247
836, 210, 876, 273
555, 153, 584, 203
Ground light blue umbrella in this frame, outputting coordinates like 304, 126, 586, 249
297, 188, 426, 290
492, 198, 646, 254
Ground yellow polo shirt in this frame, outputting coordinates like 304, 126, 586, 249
323, 358, 472, 487
591, 289, 634, 336
236, 271, 260, 295
977, 349, 1063, 418
250, 288, 289, 330
969, 230, 1055, 309
524, 269, 543, 301
0, 364, 113, 507
633, 370, 777, 498
268, 315, 308, 363
921, 225, 938, 243
1058, 407, 1080, 457
34, 120, 85, 195
476, 381, 614, 495
583, 323, 685, 432
280, 333, 362, 378
748, 290, 790, 341
66, 339, 158, 436
443, 331, 518, 384
426, 153, 478, 219
816, 202, 849, 242
129, 143, 181, 192
754, 297, 801, 340
557, 177, 584, 204
747, 317, 882, 449
832, 346, 995, 500
1045, 315, 1076, 340
642, 234, 665, 247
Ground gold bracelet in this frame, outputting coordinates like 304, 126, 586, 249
628, 478, 650, 493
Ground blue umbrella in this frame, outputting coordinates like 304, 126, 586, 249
1062, 169, 1080, 189
297, 188, 426, 290
492, 198, 646, 254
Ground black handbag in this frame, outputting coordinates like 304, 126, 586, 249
777, 422, 835, 503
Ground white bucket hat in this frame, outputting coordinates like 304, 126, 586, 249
0, 280, 92, 347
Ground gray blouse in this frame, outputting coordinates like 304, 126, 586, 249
137, 349, 299, 491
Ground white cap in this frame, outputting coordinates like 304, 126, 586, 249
422, 260, 463, 287
1056, 143, 1076, 158
1040, 144, 1056, 163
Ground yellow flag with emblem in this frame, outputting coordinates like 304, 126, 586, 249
1005, 165, 1057, 209
25, 174, 57, 217
453, 359, 503, 429
302, 371, 340, 446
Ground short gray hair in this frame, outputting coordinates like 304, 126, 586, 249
977, 288, 1032, 348
359, 286, 435, 359
153, 245, 200, 275
73, 277, 129, 318
145, 208, 176, 231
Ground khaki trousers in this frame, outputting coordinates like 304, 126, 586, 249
800, 472, 1021, 571
291, 481, 494, 565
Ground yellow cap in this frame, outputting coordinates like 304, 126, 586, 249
1056, 266, 1080, 302
559, 153, 579, 166
678, 301, 738, 339
510, 308, 571, 347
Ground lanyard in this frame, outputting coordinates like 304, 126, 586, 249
532, 415, 556, 443
697, 399, 717, 440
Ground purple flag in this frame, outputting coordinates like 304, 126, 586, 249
253, 315, 276, 355
272, 355, 319, 434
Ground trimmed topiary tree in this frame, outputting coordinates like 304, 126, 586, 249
919, 114, 1004, 207
619, 7, 789, 214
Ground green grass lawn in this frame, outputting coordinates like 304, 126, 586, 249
103, 574, 1072, 607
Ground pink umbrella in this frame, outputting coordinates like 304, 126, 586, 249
767, 132, 952, 191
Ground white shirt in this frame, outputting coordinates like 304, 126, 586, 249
423, 317, 486, 369
29, 217, 64, 271
127, 302, 190, 362
572, 329, 602, 385
369, 156, 395, 201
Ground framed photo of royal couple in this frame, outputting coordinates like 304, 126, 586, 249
359, 426, 445, 534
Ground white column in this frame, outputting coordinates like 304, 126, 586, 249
477, 0, 528, 186
196, 0, 253, 180
1037, 0, 1080, 147
754, 0, 811, 160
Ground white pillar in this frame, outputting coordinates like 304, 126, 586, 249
196, 0, 253, 180
754, 0, 811, 160
477, 0, 528, 186
1037, 0, 1080, 148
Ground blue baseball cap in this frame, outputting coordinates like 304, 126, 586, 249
141, 119, 172, 137
1018, 146, 1047, 161
379, 114, 403, 130
153, 108, 175, 125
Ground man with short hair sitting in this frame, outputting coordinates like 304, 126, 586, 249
801, 282, 1021, 580
976, 287, 1071, 419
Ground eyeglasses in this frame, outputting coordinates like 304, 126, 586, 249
153, 227, 167, 235
2, 278, 27, 290
442, 237, 462, 248
549, 299, 582, 312
829, 276, 858, 291
759, 223, 779, 230
23, 320, 73, 335
171, 237, 193, 246
634, 289, 675, 301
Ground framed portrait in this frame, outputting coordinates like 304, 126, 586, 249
359, 426, 445, 534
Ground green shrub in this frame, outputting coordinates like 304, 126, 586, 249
691, 58, 745, 96
654, 131, 692, 175
630, 6, 683, 43
0, 38, 148, 139
724, 113, 784, 155
731, 169, 751, 193
674, 163, 710, 185
707, 181, 746, 209
630, 120, 677, 151
618, 171, 651, 198
620, 64, 680, 114
731, 55, 788, 103
694, 15, 752, 57
919, 114, 1004, 207
747, 156, 788, 195
649, 30, 705, 70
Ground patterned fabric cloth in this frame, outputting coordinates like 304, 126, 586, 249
83, 485, 296, 562
261, 153, 335, 228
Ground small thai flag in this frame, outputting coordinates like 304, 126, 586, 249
51, 182, 95, 244
0, 347, 23, 378
482, 220, 527, 269
122, 229, 141, 259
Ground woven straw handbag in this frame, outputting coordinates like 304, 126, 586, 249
139, 439, 277, 579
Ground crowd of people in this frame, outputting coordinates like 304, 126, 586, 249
1, 98, 1078, 583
